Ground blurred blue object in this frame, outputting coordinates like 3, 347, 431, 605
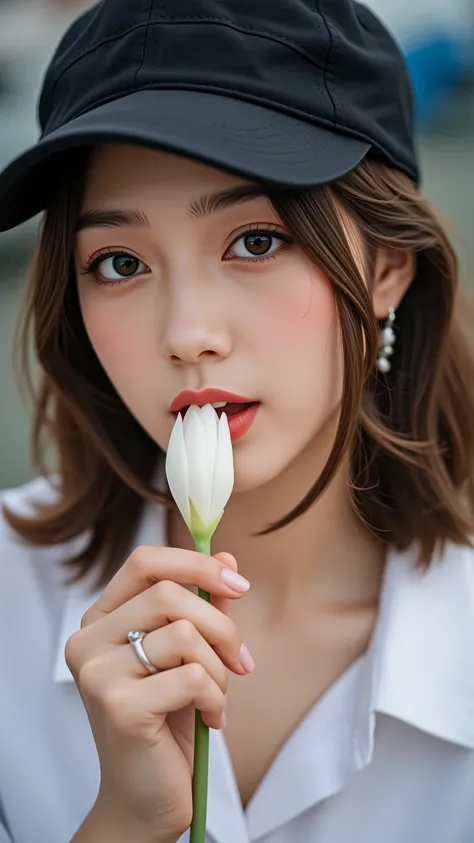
362, 0, 473, 127
405, 36, 467, 125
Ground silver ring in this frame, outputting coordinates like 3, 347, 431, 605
127, 631, 159, 675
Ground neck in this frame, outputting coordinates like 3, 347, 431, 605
167, 417, 386, 619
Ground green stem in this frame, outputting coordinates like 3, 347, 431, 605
189, 535, 211, 843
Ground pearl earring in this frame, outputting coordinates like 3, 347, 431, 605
376, 306, 396, 373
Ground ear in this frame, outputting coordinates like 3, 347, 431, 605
372, 248, 416, 319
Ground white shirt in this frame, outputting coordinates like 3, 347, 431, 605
1, 476, 474, 843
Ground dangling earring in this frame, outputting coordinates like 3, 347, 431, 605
376, 306, 396, 373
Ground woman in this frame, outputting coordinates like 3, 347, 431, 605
0, 1, 473, 842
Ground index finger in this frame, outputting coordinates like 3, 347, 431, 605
82, 545, 242, 626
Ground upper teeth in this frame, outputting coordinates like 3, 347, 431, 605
211, 401, 228, 408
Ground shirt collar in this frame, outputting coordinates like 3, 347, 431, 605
368, 540, 474, 749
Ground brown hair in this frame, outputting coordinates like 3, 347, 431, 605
4, 150, 474, 588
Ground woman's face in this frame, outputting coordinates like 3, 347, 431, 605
75, 143, 343, 492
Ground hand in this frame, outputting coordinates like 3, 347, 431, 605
65, 546, 252, 840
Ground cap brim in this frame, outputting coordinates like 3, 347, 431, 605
0, 89, 370, 232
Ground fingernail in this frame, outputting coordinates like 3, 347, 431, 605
239, 643, 255, 673
221, 708, 227, 729
221, 568, 250, 593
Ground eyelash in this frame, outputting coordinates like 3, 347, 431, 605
79, 224, 295, 286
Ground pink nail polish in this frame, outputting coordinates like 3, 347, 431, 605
221, 568, 250, 593
239, 643, 255, 673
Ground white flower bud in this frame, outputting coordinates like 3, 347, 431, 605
165, 404, 234, 539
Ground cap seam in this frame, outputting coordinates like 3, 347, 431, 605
314, 0, 336, 126
322, 14, 347, 124
139, 17, 328, 73
133, 0, 154, 88
50, 18, 331, 102
50, 20, 152, 103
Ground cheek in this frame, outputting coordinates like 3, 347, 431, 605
251, 269, 343, 425
79, 293, 151, 384
256, 270, 336, 354
90, 322, 130, 374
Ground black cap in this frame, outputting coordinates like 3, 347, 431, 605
0, 0, 419, 232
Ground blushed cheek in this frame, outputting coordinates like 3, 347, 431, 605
81, 308, 144, 382
263, 273, 335, 348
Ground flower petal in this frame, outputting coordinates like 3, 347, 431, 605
182, 403, 198, 434
199, 403, 219, 479
184, 408, 212, 523
210, 411, 234, 517
165, 413, 191, 527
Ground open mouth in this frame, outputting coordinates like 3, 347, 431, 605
174, 401, 258, 419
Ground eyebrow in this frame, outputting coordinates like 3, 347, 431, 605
75, 184, 269, 231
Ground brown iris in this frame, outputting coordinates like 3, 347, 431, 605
112, 255, 140, 276
244, 233, 272, 256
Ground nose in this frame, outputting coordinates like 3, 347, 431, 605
161, 279, 232, 366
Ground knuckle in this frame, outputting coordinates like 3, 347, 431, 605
80, 606, 99, 628
64, 630, 83, 673
80, 610, 91, 629
153, 579, 178, 606
77, 657, 106, 698
186, 662, 208, 694
173, 618, 199, 648
128, 545, 150, 575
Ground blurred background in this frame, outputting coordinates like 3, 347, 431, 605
0, 0, 473, 489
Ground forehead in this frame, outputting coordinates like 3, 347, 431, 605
82, 143, 248, 206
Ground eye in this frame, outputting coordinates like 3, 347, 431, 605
80, 250, 149, 284
227, 228, 293, 261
